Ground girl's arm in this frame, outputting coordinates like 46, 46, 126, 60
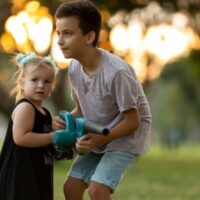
12, 102, 53, 148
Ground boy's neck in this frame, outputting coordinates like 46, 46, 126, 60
78, 48, 101, 76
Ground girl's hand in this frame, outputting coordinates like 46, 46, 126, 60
52, 116, 65, 131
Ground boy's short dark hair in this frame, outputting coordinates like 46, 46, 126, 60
55, 0, 101, 47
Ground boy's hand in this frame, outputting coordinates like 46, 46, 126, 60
75, 133, 108, 153
52, 116, 65, 131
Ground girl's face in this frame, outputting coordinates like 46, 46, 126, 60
21, 64, 55, 106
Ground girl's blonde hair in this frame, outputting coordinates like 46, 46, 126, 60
10, 53, 59, 101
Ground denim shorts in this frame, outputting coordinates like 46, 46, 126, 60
67, 151, 136, 191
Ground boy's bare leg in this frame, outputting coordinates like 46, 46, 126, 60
64, 177, 87, 200
88, 181, 112, 200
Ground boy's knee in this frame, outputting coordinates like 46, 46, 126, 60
63, 177, 87, 199
88, 181, 111, 199
63, 180, 70, 197
63, 178, 76, 198
88, 183, 98, 198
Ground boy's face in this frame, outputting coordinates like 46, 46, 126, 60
56, 16, 90, 59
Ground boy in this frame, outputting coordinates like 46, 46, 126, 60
54, 0, 151, 199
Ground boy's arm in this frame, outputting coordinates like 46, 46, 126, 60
76, 108, 139, 153
107, 108, 139, 141
71, 100, 82, 117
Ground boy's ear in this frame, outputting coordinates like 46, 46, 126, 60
85, 31, 96, 45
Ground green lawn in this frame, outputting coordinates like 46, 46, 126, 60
1, 140, 200, 200
54, 144, 200, 200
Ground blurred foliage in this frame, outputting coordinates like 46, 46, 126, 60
0, 53, 15, 115
1, 0, 200, 33
149, 50, 200, 144
162, 50, 200, 116
0, 0, 200, 143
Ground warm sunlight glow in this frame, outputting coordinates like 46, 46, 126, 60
143, 24, 195, 62
99, 29, 112, 51
11, 0, 27, 11
172, 13, 189, 29
25, 1, 40, 13
5, 16, 27, 45
1, 1, 200, 81
31, 17, 53, 53
109, 21, 147, 82
51, 33, 71, 69
126, 53, 147, 83
108, 2, 200, 82
0, 33, 15, 52
17, 11, 29, 23
127, 21, 143, 51
2, 1, 54, 55
110, 24, 129, 55
147, 62, 163, 80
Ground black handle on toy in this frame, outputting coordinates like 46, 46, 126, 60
84, 120, 109, 135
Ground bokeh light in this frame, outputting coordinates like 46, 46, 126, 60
1, 1, 54, 54
51, 33, 71, 69
0, 0, 200, 82
108, 2, 200, 82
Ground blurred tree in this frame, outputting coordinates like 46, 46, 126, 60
0, 0, 200, 120
162, 50, 200, 118
149, 50, 200, 144
44, 0, 200, 35
0, 84, 15, 116
0, 53, 15, 116
0, 0, 12, 35
50, 68, 75, 114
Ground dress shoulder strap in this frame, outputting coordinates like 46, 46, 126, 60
14, 98, 51, 118
14, 98, 35, 109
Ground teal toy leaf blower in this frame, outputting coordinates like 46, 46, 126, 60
53, 111, 109, 159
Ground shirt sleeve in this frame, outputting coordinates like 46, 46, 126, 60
109, 69, 139, 112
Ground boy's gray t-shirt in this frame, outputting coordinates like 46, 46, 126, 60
68, 48, 152, 155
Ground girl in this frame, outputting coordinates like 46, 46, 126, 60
0, 53, 58, 200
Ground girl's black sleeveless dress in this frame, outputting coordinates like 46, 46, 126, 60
0, 98, 53, 200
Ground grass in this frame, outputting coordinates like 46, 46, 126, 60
54, 144, 200, 200
111, 144, 200, 200
1, 140, 200, 200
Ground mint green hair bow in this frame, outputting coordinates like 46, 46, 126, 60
16, 53, 36, 66
16, 53, 59, 74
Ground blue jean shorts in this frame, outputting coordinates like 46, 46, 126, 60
67, 151, 136, 191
